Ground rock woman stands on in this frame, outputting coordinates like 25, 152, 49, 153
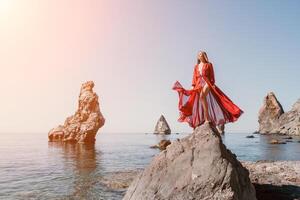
172, 51, 243, 129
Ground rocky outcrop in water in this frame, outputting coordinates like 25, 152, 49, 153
258, 92, 300, 135
269, 139, 286, 144
48, 81, 105, 143
124, 123, 256, 200
154, 115, 171, 134
258, 92, 284, 134
150, 139, 171, 150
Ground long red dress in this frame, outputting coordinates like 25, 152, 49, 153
172, 62, 243, 129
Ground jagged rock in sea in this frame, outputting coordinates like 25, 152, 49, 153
258, 92, 284, 134
258, 92, 300, 135
123, 123, 256, 200
154, 115, 171, 134
48, 81, 105, 143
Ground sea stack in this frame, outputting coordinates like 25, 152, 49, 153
154, 115, 171, 134
124, 123, 257, 200
48, 81, 105, 143
258, 92, 300, 135
258, 92, 284, 134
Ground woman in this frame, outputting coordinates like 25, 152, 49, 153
172, 51, 243, 129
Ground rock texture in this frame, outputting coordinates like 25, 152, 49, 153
242, 161, 300, 200
124, 123, 256, 200
217, 124, 225, 134
258, 92, 284, 134
258, 92, 300, 135
274, 99, 300, 135
154, 115, 171, 134
48, 81, 105, 143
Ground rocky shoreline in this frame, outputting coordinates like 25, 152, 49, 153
97, 124, 300, 200
99, 161, 300, 200
243, 161, 300, 200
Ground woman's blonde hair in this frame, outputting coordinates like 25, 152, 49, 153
197, 51, 209, 64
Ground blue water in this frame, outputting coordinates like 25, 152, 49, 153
0, 131, 300, 199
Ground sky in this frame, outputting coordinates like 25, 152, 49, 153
0, 0, 300, 134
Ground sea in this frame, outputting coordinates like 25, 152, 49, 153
1, 131, 300, 200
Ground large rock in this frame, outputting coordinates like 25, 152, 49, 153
242, 161, 300, 200
258, 92, 284, 134
48, 81, 105, 143
258, 92, 300, 135
124, 123, 257, 200
154, 115, 171, 134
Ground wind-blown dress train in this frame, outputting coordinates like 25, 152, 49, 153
172, 62, 243, 129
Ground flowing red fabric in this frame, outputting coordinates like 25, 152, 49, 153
172, 62, 243, 129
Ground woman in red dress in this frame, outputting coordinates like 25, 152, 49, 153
172, 51, 243, 129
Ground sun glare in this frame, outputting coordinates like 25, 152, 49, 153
0, 0, 13, 14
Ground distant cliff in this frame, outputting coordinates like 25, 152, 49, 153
258, 92, 300, 135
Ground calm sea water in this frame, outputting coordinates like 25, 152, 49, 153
1, 131, 300, 200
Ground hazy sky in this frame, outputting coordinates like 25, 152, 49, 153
1, 0, 300, 134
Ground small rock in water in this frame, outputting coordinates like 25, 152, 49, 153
269, 139, 278, 144
283, 136, 293, 139
246, 135, 255, 138
158, 140, 171, 150
269, 139, 286, 144
150, 140, 171, 150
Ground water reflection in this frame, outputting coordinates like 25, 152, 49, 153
48, 142, 101, 199
154, 134, 170, 144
